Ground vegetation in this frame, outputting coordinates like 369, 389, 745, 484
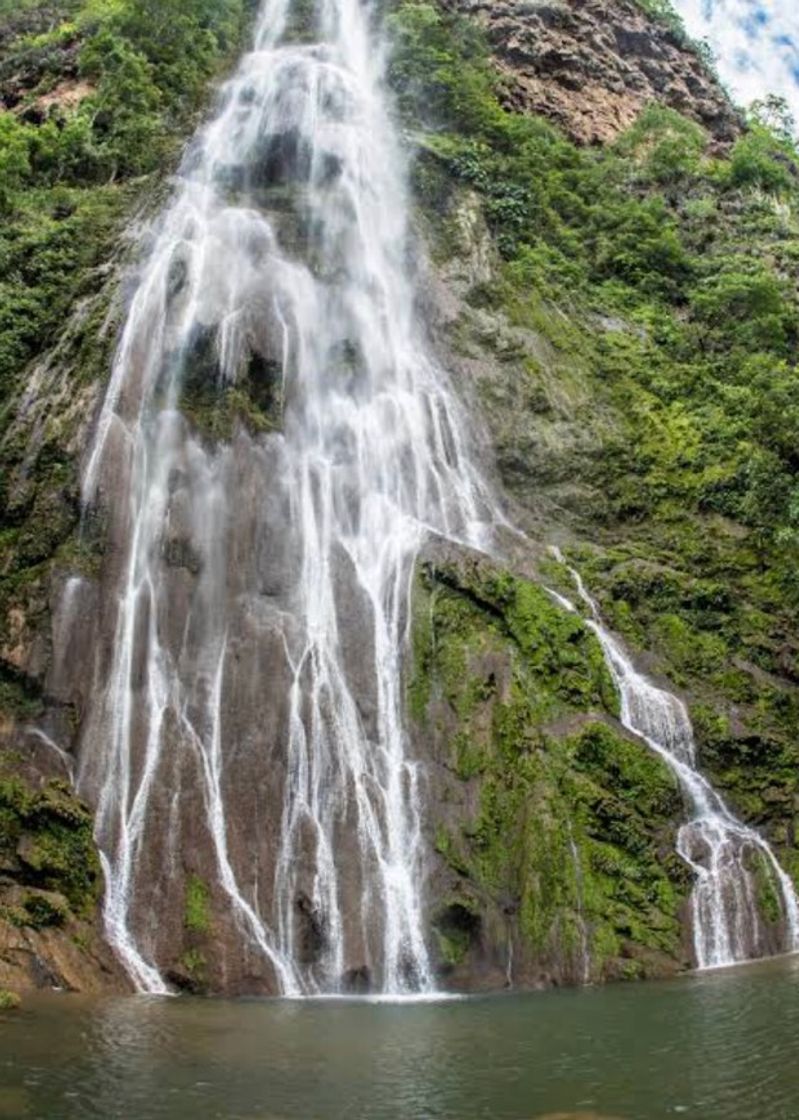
180, 875, 211, 992
0, 0, 797, 988
632, 0, 687, 40
184, 873, 211, 934
389, 1, 799, 863
0, 988, 21, 1010
389, 2, 799, 568
0, 771, 101, 925
412, 557, 688, 979
0, 0, 256, 424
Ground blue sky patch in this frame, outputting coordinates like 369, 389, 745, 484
672, 0, 799, 124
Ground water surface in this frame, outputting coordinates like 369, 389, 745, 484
3, 956, 799, 1119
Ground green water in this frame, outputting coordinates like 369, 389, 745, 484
2, 956, 799, 1119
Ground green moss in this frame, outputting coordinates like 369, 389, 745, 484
19, 890, 69, 929
452, 721, 685, 973
184, 873, 211, 934
391, 0, 799, 623
567, 538, 799, 851
414, 557, 616, 724
412, 557, 688, 978
177, 336, 284, 445
0, 989, 21, 1011
408, 581, 435, 722
0, 773, 100, 918
181, 947, 207, 975
176, 946, 208, 992
753, 852, 783, 926
180, 383, 280, 444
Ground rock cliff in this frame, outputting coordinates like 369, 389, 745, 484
442, 0, 742, 144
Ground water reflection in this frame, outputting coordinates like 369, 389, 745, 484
3, 957, 799, 1119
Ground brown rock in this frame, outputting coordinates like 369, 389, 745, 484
443, 0, 743, 144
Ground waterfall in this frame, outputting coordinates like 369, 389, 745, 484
549, 550, 799, 970
76, 0, 493, 995
68, 0, 798, 994
566, 822, 591, 984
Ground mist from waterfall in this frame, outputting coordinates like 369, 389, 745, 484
77, 0, 493, 995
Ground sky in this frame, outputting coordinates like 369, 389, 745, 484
671, 0, 799, 123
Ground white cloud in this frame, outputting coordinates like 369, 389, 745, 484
671, 0, 799, 123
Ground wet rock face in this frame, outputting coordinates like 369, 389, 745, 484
442, 0, 742, 144
408, 543, 691, 988
0, 756, 128, 995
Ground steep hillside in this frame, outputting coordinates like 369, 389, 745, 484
391, 0, 799, 976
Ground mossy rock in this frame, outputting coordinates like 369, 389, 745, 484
411, 551, 688, 983
0, 772, 101, 919
184, 873, 211, 935
0, 989, 21, 1011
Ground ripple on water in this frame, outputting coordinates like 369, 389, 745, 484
3, 960, 799, 1120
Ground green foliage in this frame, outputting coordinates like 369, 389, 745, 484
0, 184, 130, 403
613, 104, 706, 186
387, 2, 503, 135
0, 0, 255, 429
411, 557, 616, 743
181, 947, 207, 978
0, 773, 100, 917
748, 95, 797, 146
19, 890, 69, 928
412, 559, 687, 978
0, 114, 33, 210
0, 988, 21, 1010
392, 0, 799, 885
753, 852, 783, 926
184, 873, 211, 934
568, 539, 799, 850
76, 29, 163, 178
0, 0, 257, 696
631, 0, 687, 39
391, 0, 799, 594
724, 117, 797, 192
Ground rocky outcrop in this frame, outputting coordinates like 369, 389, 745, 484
443, 0, 742, 144
0, 739, 128, 996
410, 544, 691, 987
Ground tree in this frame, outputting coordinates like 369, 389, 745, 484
0, 113, 32, 211
748, 95, 797, 145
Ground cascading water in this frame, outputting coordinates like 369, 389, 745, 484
76, 0, 493, 995
548, 550, 799, 970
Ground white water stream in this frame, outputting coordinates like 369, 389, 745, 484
77, 0, 492, 994
549, 550, 799, 969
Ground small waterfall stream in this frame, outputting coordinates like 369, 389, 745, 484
566, 822, 591, 984
549, 550, 799, 969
